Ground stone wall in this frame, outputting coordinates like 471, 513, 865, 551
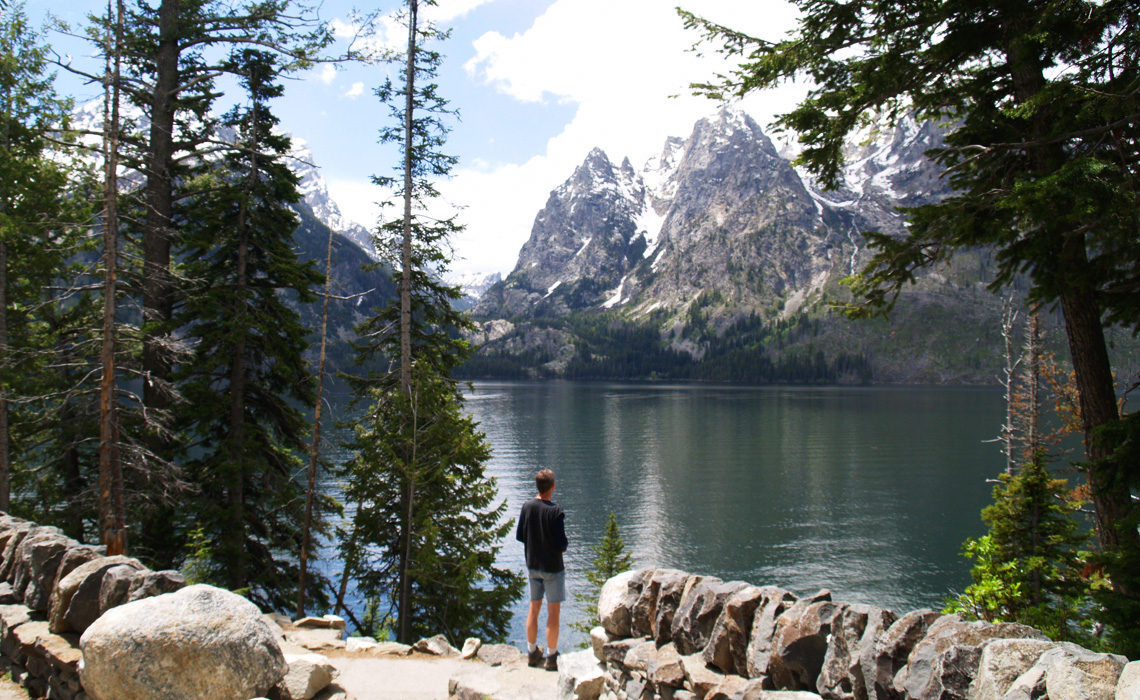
0, 514, 185, 699
556, 567, 1139, 700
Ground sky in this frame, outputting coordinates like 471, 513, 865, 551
24, 0, 808, 279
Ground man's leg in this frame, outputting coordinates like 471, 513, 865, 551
545, 601, 560, 652
526, 600, 542, 646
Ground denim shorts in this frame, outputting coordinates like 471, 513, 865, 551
527, 568, 566, 603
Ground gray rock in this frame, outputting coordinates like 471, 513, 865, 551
968, 638, 1056, 700
1117, 660, 1140, 700
603, 636, 650, 666
817, 604, 896, 700
599, 570, 642, 637
47, 546, 102, 613
55, 555, 145, 634
743, 692, 824, 700
681, 652, 728, 699
653, 572, 701, 647
632, 568, 687, 640
625, 640, 658, 673
770, 593, 845, 691
558, 649, 606, 700
704, 585, 767, 676
863, 609, 940, 700
10, 528, 71, 611
97, 563, 140, 613
0, 520, 33, 581
999, 642, 1126, 700
344, 637, 378, 654
672, 578, 749, 656
79, 584, 288, 700
650, 642, 688, 689
895, 615, 1047, 700
275, 653, 338, 700
591, 625, 617, 663
460, 637, 481, 659
412, 634, 455, 655
705, 674, 748, 700
126, 569, 185, 601
0, 582, 16, 604
476, 643, 522, 666
745, 587, 800, 681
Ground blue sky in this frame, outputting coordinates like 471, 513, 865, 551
24, 0, 805, 277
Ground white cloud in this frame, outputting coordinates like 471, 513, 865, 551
316, 64, 337, 85
447, 0, 806, 277
428, 0, 497, 23
327, 178, 384, 229
343, 81, 366, 99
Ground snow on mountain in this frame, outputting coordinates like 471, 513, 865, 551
69, 98, 375, 257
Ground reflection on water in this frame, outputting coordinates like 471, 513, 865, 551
465, 381, 1003, 647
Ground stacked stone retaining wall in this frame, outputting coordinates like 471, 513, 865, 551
557, 567, 1140, 700
0, 514, 185, 699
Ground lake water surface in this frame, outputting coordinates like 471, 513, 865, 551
463, 381, 1004, 646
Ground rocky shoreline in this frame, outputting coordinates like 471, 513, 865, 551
555, 567, 1138, 700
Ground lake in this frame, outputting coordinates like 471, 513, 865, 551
462, 381, 1005, 647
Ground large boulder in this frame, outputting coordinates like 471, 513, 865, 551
746, 587, 799, 681
862, 609, 940, 700
127, 569, 186, 601
557, 649, 605, 700
894, 615, 1047, 700
79, 584, 288, 700
671, 577, 749, 656
599, 570, 642, 637
275, 653, 338, 700
1000, 642, 1126, 700
817, 604, 896, 700
0, 520, 34, 581
648, 642, 688, 689
9, 527, 72, 610
968, 638, 1057, 700
703, 585, 768, 676
1117, 660, 1140, 700
51, 555, 145, 634
769, 591, 845, 691
631, 568, 688, 642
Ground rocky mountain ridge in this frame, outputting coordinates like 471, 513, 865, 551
464, 109, 1022, 384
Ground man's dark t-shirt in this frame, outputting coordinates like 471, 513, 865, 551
516, 498, 568, 573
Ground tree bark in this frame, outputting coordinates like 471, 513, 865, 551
396, 0, 419, 645
141, 0, 180, 460
99, 0, 127, 556
298, 201, 335, 617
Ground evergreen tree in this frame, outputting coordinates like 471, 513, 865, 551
570, 512, 632, 643
680, 0, 1140, 648
174, 48, 327, 611
947, 453, 1089, 641
0, 2, 95, 527
340, 0, 522, 644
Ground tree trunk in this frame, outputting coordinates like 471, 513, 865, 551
99, 0, 127, 556
298, 197, 335, 617
141, 0, 180, 460
395, 0, 419, 645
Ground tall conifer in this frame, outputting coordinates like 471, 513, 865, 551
175, 48, 327, 611
340, 0, 522, 643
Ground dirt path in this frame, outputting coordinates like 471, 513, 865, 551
322, 651, 558, 700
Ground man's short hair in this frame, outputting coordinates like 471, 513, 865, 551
536, 469, 555, 494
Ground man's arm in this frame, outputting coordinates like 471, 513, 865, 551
555, 511, 567, 552
516, 504, 527, 544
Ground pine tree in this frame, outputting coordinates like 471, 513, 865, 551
173, 48, 328, 611
0, 2, 95, 528
340, 0, 522, 644
570, 512, 632, 643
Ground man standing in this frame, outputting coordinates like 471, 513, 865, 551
516, 468, 568, 671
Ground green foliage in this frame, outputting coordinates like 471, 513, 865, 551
570, 512, 632, 644
945, 454, 1094, 644
180, 524, 220, 586
172, 49, 330, 612
340, 0, 522, 644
